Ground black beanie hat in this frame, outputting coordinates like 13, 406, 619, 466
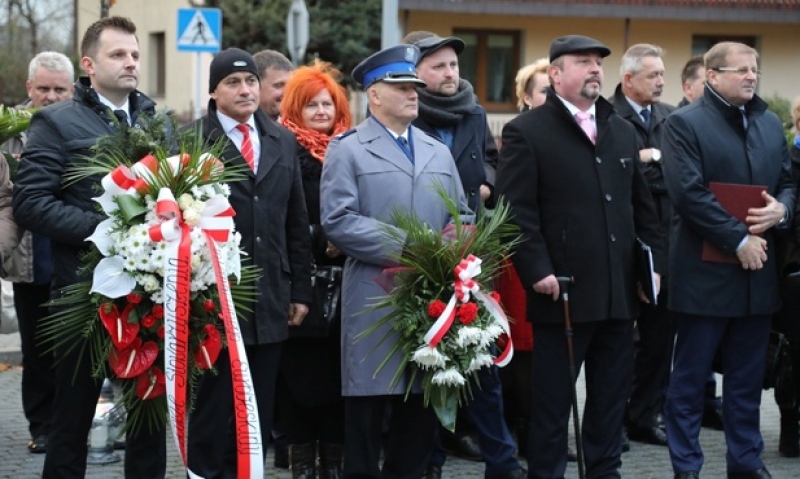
208, 48, 260, 93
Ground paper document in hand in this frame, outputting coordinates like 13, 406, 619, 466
701, 182, 767, 263
635, 238, 657, 305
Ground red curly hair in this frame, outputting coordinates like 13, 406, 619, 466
280, 59, 352, 133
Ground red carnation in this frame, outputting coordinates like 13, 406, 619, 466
427, 299, 447, 318
141, 314, 156, 329
204, 299, 216, 313
127, 292, 142, 304
157, 325, 165, 339
151, 304, 164, 319
457, 302, 479, 325
490, 290, 501, 303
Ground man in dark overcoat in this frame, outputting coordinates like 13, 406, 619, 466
404, 31, 524, 479
609, 43, 675, 447
662, 41, 795, 479
12, 16, 168, 479
186, 48, 312, 478
496, 35, 664, 479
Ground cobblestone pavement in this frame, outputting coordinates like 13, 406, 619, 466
1, 333, 798, 478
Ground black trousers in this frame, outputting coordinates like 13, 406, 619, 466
628, 301, 672, 429
188, 343, 282, 479
343, 395, 437, 479
527, 320, 633, 479
15, 282, 55, 439
42, 330, 166, 479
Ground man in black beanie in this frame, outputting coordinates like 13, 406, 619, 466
186, 47, 313, 478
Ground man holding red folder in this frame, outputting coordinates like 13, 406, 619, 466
662, 41, 795, 479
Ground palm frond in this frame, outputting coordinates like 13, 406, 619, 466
0, 106, 34, 145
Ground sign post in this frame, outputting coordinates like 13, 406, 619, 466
177, 8, 222, 120
286, 0, 309, 67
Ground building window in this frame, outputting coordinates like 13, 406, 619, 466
149, 32, 166, 98
455, 30, 520, 112
691, 35, 758, 57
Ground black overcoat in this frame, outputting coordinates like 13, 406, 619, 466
192, 104, 313, 345
496, 90, 664, 325
662, 86, 795, 317
412, 104, 495, 213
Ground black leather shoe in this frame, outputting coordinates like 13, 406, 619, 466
674, 473, 699, 479
702, 405, 724, 430
485, 468, 526, 479
27, 435, 47, 454
727, 468, 772, 479
423, 464, 442, 479
442, 434, 483, 461
628, 425, 668, 446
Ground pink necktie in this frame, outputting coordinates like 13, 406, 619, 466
575, 111, 596, 145
235, 124, 255, 170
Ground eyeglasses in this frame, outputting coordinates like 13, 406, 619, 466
713, 66, 761, 76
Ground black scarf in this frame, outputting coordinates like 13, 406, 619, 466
417, 79, 477, 128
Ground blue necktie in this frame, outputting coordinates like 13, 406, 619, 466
740, 107, 748, 130
397, 136, 413, 163
640, 108, 651, 129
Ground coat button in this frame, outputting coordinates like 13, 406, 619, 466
256, 237, 262, 243
610, 234, 616, 242
471, 152, 477, 159
596, 157, 602, 163
253, 195, 259, 202
605, 193, 612, 201
469, 189, 476, 196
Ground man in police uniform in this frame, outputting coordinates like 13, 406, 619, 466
320, 45, 468, 479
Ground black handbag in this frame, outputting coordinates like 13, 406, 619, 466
289, 264, 343, 339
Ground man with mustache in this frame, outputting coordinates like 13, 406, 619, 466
187, 47, 312, 478
609, 44, 675, 448
662, 41, 794, 479
12, 16, 167, 478
496, 35, 665, 479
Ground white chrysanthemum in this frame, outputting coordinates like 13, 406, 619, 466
480, 323, 505, 349
466, 353, 494, 373
455, 326, 483, 348
411, 346, 448, 370
431, 368, 466, 387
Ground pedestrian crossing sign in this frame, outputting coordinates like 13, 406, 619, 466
177, 8, 222, 53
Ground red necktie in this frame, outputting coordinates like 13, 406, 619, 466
235, 123, 255, 170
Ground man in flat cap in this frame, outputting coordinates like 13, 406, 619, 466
320, 44, 469, 479
187, 47, 312, 477
403, 30, 524, 479
496, 35, 665, 478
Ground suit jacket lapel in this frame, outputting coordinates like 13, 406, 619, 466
361, 119, 414, 177
254, 112, 280, 184
412, 126, 435, 180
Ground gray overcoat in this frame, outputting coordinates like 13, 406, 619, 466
320, 116, 468, 397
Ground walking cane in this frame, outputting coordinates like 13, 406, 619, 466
556, 276, 586, 479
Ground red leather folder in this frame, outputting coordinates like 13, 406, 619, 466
701, 182, 767, 263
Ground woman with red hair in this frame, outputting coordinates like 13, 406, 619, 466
277, 59, 351, 479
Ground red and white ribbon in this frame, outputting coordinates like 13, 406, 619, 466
148, 188, 262, 479
423, 254, 514, 367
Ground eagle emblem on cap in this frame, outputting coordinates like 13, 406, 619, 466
404, 46, 416, 63
233, 61, 247, 66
